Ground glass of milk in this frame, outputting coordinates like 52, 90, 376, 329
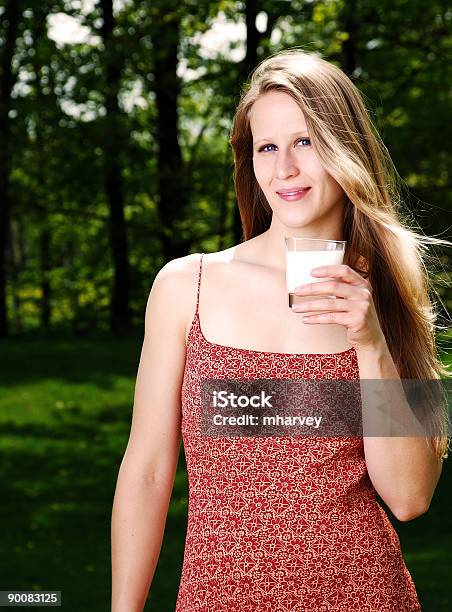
285, 237, 347, 307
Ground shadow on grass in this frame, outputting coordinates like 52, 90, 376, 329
0, 408, 187, 611
0, 334, 143, 388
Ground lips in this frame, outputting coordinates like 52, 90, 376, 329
276, 187, 311, 202
276, 187, 311, 195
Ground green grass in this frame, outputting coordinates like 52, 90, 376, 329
0, 334, 451, 610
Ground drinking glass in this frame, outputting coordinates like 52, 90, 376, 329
285, 237, 347, 307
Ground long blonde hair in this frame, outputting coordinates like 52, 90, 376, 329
229, 48, 451, 460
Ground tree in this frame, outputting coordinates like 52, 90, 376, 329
0, 0, 22, 337
99, 0, 130, 333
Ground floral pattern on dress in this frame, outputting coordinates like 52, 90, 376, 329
174, 254, 421, 612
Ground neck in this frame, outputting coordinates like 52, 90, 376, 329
256, 220, 344, 272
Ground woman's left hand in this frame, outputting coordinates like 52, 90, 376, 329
292, 264, 387, 353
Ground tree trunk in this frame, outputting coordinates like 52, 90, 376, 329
152, 1, 191, 263
40, 225, 51, 329
0, 0, 21, 337
341, 0, 358, 76
31, 6, 52, 330
231, 0, 261, 245
100, 0, 131, 334
7, 217, 23, 333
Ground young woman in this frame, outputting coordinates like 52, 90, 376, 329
111, 49, 450, 611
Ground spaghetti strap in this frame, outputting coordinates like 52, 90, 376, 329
195, 253, 205, 315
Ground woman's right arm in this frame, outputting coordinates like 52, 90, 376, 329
111, 255, 197, 612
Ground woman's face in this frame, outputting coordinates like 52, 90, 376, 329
249, 90, 346, 236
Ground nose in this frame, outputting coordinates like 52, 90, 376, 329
274, 149, 299, 180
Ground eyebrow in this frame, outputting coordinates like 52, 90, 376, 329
253, 130, 310, 145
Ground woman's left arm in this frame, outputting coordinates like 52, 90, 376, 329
353, 342, 442, 522
292, 264, 443, 522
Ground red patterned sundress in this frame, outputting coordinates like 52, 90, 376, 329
175, 253, 421, 612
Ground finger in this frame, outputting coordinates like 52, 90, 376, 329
301, 311, 352, 325
292, 298, 351, 313
311, 264, 370, 288
295, 280, 366, 299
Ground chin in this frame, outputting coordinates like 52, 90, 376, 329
278, 214, 316, 228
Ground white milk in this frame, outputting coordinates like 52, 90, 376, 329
286, 249, 344, 293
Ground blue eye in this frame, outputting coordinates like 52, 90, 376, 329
257, 138, 311, 153
298, 137, 311, 147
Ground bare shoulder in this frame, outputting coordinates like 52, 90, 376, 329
147, 246, 251, 337
153, 246, 239, 285
152, 252, 202, 287
146, 253, 204, 338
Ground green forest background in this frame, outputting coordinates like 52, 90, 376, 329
0, 0, 451, 610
